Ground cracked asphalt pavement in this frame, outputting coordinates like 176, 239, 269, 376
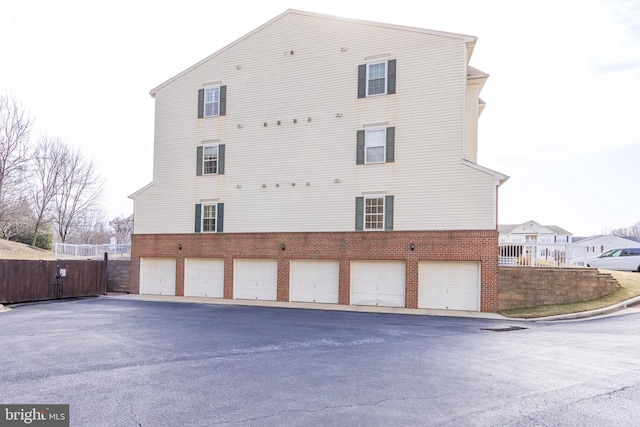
1, 297, 639, 426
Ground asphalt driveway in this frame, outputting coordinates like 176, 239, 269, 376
1, 297, 639, 426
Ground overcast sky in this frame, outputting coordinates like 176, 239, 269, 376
1, 0, 639, 236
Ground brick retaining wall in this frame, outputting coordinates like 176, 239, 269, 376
498, 266, 620, 310
107, 260, 131, 293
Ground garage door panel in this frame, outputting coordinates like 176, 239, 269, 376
290, 260, 339, 304
184, 258, 224, 298
140, 257, 176, 296
419, 261, 479, 311
233, 259, 278, 301
351, 261, 405, 307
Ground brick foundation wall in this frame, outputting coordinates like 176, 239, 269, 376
107, 260, 131, 293
498, 266, 620, 310
131, 230, 500, 311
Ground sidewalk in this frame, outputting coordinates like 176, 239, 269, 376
104, 293, 640, 322
4, 293, 639, 321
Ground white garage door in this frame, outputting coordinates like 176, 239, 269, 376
350, 260, 405, 307
290, 260, 339, 304
139, 257, 176, 296
419, 261, 480, 311
233, 259, 278, 301
184, 258, 224, 298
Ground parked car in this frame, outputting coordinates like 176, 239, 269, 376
583, 247, 640, 272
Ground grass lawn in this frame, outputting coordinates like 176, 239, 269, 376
499, 269, 640, 319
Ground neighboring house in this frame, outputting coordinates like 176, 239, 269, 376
572, 235, 640, 256
499, 220, 572, 244
498, 221, 572, 266
129, 10, 508, 312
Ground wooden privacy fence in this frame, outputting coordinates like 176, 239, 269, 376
0, 260, 106, 304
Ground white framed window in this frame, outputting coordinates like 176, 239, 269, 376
203, 144, 218, 175
367, 62, 386, 96
204, 86, 220, 117
202, 204, 217, 233
364, 196, 385, 231
365, 128, 386, 163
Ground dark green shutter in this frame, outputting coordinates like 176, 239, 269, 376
355, 197, 364, 231
386, 127, 395, 163
197, 89, 204, 118
357, 64, 366, 98
196, 146, 203, 176
195, 204, 202, 233
219, 85, 227, 116
217, 203, 224, 232
387, 60, 396, 94
218, 144, 225, 174
384, 195, 394, 230
356, 130, 365, 165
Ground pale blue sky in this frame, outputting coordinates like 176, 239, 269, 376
1, 0, 638, 235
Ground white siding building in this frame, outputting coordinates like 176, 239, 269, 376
130, 10, 508, 312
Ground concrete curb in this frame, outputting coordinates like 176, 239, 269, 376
103, 293, 509, 320
503, 295, 640, 322
106, 293, 640, 322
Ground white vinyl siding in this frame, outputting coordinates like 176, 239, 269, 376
464, 85, 478, 163
133, 11, 498, 234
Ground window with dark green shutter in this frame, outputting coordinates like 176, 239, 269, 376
384, 195, 394, 230
387, 60, 396, 94
196, 146, 203, 176
355, 197, 364, 231
357, 65, 366, 98
197, 89, 204, 119
219, 86, 226, 116
195, 203, 224, 233
386, 127, 395, 163
197, 144, 224, 175
218, 144, 225, 174
198, 85, 226, 117
358, 127, 395, 164
357, 195, 392, 231
357, 60, 396, 97
356, 130, 365, 165
194, 204, 202, 233
216, 203, 224, 232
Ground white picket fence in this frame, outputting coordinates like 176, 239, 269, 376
498, 242, 588, 267
54, 243, 131, 260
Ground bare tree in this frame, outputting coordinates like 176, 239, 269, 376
612, 221, 640, 240
0, 94, 33, 237
29, 136, 66, 246
53, 147, 103, 243
110, 215, 133, 244
0, 195, 34, 240
69, 207, 110, 244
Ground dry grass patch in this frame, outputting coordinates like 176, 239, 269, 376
0, 240, 56, 260
500, 269, 640, 319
